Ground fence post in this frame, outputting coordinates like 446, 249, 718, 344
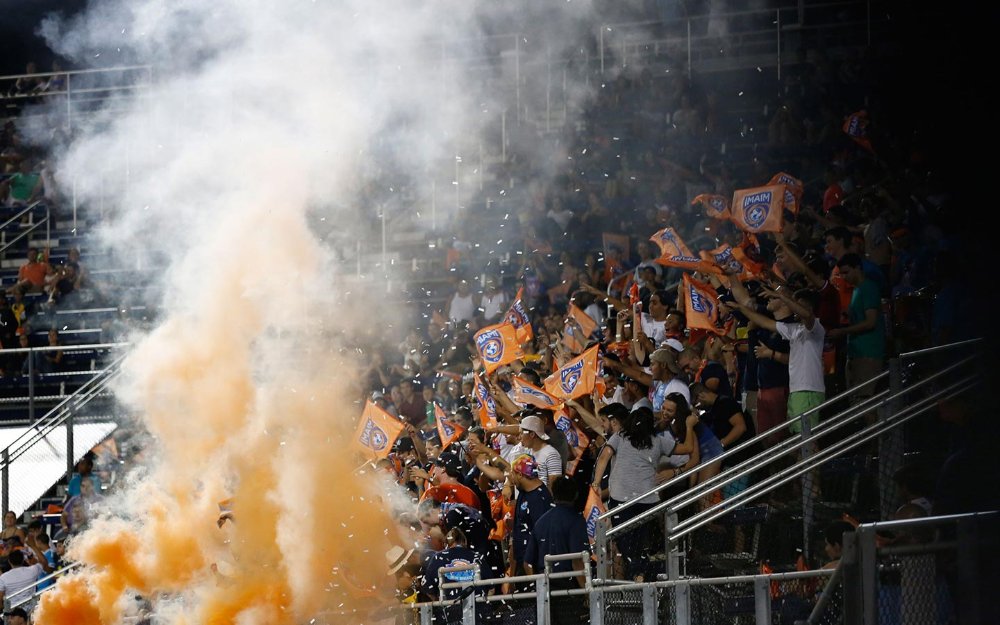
419, 604, 433, 625
840, 531, 862, 625
536, 573, 549, 625
66, 410, 75, 478
800, 410, 814, 561
589, 586, 604, 625
957, 515, 981, 625
665, 508, 681, 580
1, 448, 8, 516
857, 525, 879, 625
642, 584, 658, 625
675, 579, 691, 625
28, 349, 35, 423
754, 576, 772, 625
878, 358, 903, 521
595, 515, 609, 581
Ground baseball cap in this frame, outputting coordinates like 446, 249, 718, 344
519, 415, 550, 440
649, 347, 682, 374
393, 437, 415, 453
511, 454, 539, 479
663, 338, 684, 353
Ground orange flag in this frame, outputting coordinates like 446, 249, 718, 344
351, 400, 406, 460
503, 287, 533, 344
435, 403, 465, 450
649, 227, 694, 258
768, 172, 804, 216
554, 409, 590, 476
843, 110, 874, 154
544, 343, 600, 401
700, 243, 762, 282
511, 376, 560, 409
562, 303, 598, 354
656, 253, 723, 275
730, 185, 785, 233
584, 487, 608, 545
682, 273, 726, 336
474, 322, 524, 374
472, 371, 498, 428
691, 193, 731, 220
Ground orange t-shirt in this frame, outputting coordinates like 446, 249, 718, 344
420, 483, 481, 510
19, 261, 49, 287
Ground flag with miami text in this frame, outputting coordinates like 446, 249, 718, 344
584, 487, 608, 545
544, 343, 600, 401
700, 243, 763, 282
649, 227, 694, 258
768, 172, 804, 216
351, 400, 407, 460
731, 185, 785, 233
554, 409, 590, 476
504, 287, 533, 344
682, 273, 727, 336
511, 376, 561, 409
474, 322, 524, 374
843, 110, 874, 154
473, 371, 498, 428
435, 403, 465, 450
562, 303, 599, 354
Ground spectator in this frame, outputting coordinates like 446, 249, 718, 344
690, 383, 757, 499
4, 606, 28, 625
821, 520, 856, 569
524, 476, 590, 624
445, 279, 477, 326
419, 451, 481, 509
0, 513, 24, 543
0, 548, 44, 610
829, 253, 886, 419
506, 454, 553, 577
416, 498, 504, 580
8, 248, 51, 297
0, 158, 43, 208
394, 378, 426, 430
419, 527, 492, 623
509, 415, 563, 491
679, 344, 734, 399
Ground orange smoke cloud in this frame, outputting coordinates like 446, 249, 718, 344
35, 184, 406, 623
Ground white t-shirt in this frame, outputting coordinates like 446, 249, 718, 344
480, 292, 507, 321
640, 314, 668, 348
528, 444, 563, 484
776, 320, 826, 394
0, 563, 44, 605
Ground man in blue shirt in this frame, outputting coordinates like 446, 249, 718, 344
525, 476, 590, 625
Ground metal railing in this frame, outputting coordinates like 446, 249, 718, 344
0, 345, 127, 513
592, 338, 983, 581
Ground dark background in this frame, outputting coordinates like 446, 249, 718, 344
0, 0, 88, 76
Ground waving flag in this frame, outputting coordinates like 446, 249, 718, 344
691, 193, 731, 220
544, 343, 600, 401
472, 371, 498, 428
768, 172, 804, 216
511, 376, 560, 409
649, 227, 694, 258
554, 409, 590, 476
352, 400, 406, 460
584, 487, 608, 545
656, 253, 723, 275
843, 110, 874, 154
701, 243, 763, 282
504, 287, 533, 344
562, 303, 599, 354
474, 322, 524, 374
683, 273, 727, 336
731, 185, 785, 233
435, 404, 465, 450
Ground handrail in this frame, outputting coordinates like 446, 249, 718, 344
6, 562, 84, 611
0, 213, 49, 257
0, 65, 152, 82
0, 200, 43, 233
899, 337, 983, 360
601, 339, 981, 523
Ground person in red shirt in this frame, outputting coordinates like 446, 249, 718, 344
418, 452, 481, 510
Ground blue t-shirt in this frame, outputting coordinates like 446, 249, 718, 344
525, 503, 590, 573
512, 486, 554, 563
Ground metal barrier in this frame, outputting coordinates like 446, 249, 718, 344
593, 338, 983, 581
831, 511, 999, 625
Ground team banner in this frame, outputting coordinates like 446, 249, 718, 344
511, 376, 560, 409
730, 184, 785, 233
351, 400, 406, 460
768, 172, 803, 216
544, 343, 600, 401
655, 253, 723, 275
554, 409, 590, 476
584, 487, 608, 545
562, 303, 599, 354
472, 371, 499, 428
503, 287, 534, 344
682, 272, 727, 336
843, 110, 875, 154
700, 243, 763, 282
649, 226, 694, 258
435, 403, 465, 450
474, 322, 524, 374
691, 193, 731, 220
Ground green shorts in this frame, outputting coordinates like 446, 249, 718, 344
787, 390, 824, 435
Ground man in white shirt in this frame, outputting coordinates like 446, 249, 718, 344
518, 415, 563, 491
0, 548, 45, 610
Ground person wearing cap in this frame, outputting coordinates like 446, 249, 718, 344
507, 454, 553, 579
516, 414, 563, 491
